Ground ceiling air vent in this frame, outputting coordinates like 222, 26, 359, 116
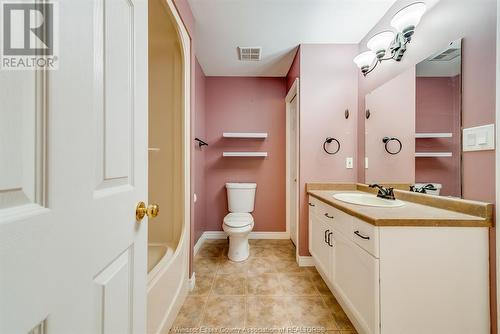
427, 46, 460, 61
238, 47, 261, 61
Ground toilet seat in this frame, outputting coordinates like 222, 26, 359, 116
223, 213, 253, 228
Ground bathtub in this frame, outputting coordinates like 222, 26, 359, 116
147, 231, 189, 334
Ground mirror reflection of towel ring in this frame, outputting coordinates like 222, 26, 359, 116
382, 137, 402, 155
323, 137, 340, 155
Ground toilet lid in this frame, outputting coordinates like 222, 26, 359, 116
223, 213, 254, 228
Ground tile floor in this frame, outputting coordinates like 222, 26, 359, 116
171, 239, 357, 334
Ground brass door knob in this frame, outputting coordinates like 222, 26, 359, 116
136, 202, 160, 222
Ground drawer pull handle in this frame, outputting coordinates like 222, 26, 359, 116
327, 232, 333, 247
308, 202, 315, 207
324, 213, 334, 219
354, 230, 370, 240
324, 229, 330, 243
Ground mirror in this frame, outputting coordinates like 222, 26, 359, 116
365, 39, 462, 197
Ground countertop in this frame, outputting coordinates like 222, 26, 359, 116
307, 188, 493, 227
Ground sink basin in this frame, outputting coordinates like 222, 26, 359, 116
332, 192, 405, 208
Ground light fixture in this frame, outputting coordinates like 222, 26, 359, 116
390, 2, 427, 40
353, 51, 377, 75
353, 2, 427, 76
367, 31, 395, 59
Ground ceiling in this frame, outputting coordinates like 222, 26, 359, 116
188, 0, 398, 77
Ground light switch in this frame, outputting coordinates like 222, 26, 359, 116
365, 157, 369, 169
467, 133, 476, 146
346, 157, 353, 169
463, 124, 495, 152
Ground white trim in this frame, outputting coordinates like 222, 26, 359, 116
223, 132, 268, 138
286, 78, 300, 258
249, 231, 290, 239
415, 152, 453, 157
415, 132, 452, 138
222, 152, 268, 157
203, 231, 227, 239
196, 231, 290, 241
189, 272, 196, 291
296, 255, 315, 267
193, 234, 206, 256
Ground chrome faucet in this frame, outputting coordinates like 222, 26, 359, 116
409, 184, 437, 194
369, 184, 396, 200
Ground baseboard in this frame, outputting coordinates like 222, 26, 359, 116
198, 231, 290, 241
202, 231, 227, 239
296, 255, 315, 267
193, 234, 207, 256
249, 231, 290, 239
189, 272, 196, 291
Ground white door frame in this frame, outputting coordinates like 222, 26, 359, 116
286, 79, 300, 255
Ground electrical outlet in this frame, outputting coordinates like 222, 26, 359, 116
346, 157, 353, 169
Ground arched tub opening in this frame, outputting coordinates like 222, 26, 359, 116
148, 0, 183, 274
147, 0, 191, 332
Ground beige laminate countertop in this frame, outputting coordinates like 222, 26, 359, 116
307, 189, 492, 227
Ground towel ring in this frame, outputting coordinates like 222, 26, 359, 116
382, 137, 402, 155
323, 137, 341, 155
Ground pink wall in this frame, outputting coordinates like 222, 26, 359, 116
194, 59, 207, 243
172, 0, 194, 38
415, 76, 461, 197
298, 44, 359, 256
286, 47, 300, 92
356, 0, 496, 204
204, 77, 287, 232
365, 67, 416, 184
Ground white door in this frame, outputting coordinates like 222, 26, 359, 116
288, 94, 299, 246
0, 0, 148, 333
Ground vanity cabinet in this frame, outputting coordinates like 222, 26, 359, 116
309, 196, 379, 334
308, 195, 490, 334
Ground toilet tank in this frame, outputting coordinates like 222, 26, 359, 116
226, 183, 257, 213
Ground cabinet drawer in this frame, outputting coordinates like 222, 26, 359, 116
351, 218, 379, 258
308, 196, 321, 213
316, 200, 353, 237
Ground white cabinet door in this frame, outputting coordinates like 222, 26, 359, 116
333, 233, 380, 334
309, 205, 333, 278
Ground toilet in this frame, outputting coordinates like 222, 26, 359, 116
223, 182, 256, 262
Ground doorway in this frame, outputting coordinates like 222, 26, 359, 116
286, 79, 300, 250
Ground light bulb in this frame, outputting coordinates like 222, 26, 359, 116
353, 51, 376, 75
390, 2, 426, 40
367, 31, 395, 59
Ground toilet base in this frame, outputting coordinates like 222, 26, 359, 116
227, 235, 250, 262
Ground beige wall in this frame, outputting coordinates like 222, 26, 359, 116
148, 0, 184, 247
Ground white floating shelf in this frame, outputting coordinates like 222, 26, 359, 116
223, 132, 268, 139
223, 152, 268, 157
415, 152, 452, 157
415, 133, 453, 138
